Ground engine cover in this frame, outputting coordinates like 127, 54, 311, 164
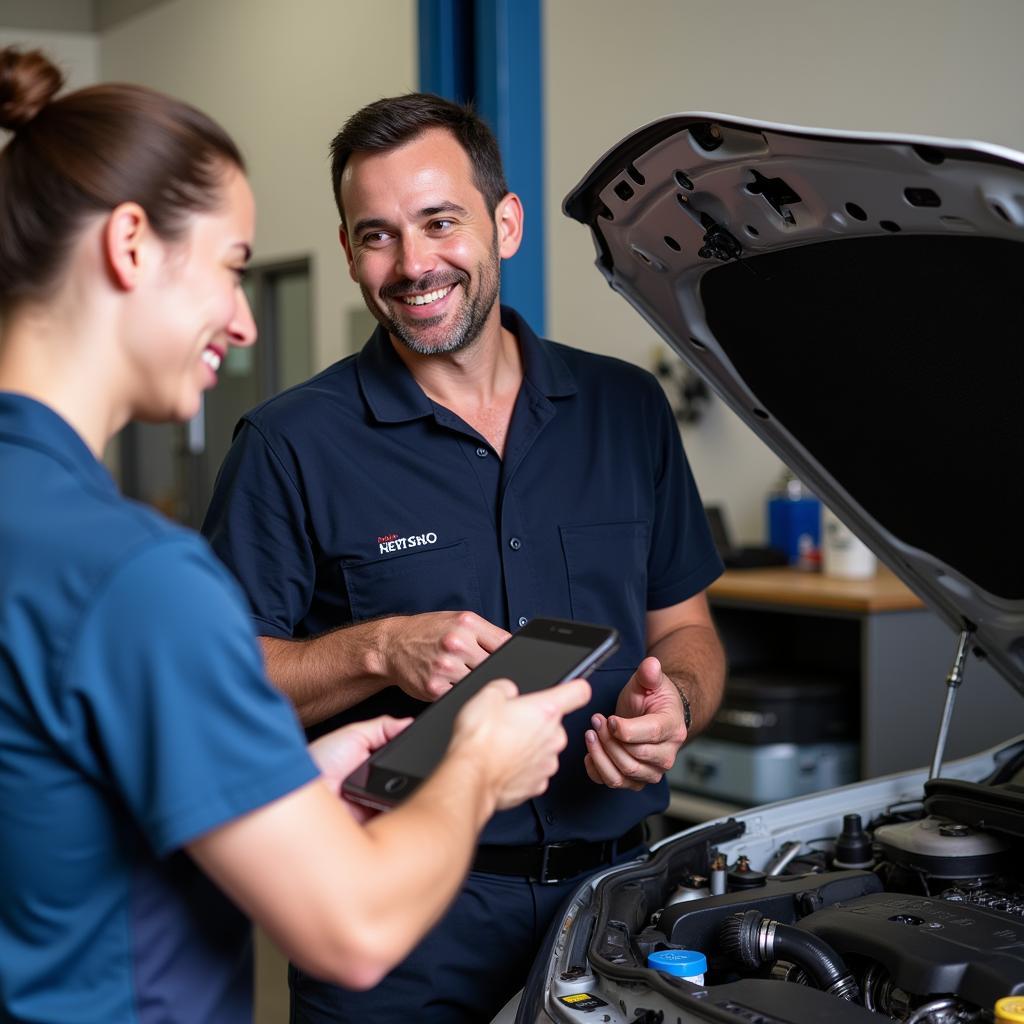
797, 891, 1024, 1006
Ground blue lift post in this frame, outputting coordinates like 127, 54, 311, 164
418, 0, 546, 335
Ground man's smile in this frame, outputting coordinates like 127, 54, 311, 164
401, 285, 454, 307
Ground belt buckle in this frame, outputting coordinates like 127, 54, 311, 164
538, 841, 573, 885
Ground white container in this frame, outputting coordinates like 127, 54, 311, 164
821, 506, 877, 579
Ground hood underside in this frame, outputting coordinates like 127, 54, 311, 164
564, 113, 1024, 695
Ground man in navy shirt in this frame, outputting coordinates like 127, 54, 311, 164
204, 93, 726, 1022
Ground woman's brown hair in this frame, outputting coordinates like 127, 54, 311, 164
0, 47, 245, 311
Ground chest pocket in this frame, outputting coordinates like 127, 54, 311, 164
340, 539, 482, 623
559, 520, 649, 670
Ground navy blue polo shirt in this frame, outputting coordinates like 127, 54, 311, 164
204, 307, 722, 844
0, 394, 317, 1023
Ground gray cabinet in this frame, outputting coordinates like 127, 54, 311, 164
664, 568, 1021, 825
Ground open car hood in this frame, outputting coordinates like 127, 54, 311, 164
564, 113, 1023, 696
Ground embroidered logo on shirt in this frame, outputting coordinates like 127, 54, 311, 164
377, 531, 438, 555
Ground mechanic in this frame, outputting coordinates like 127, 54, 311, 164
0, 52, 590, 1024
202, 93, 727, 1022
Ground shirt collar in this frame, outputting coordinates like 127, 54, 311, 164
504, 306, 577, 401
0, 392, 118, 494
356, 305, 577, 424
355, 324, 435, 424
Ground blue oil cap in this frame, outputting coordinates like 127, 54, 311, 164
647, 948, 707, 978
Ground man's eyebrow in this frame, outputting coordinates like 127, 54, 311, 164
420, 202, 468, 219
351, 217, 392, 238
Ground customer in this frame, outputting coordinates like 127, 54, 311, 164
0, 48, 589, 1024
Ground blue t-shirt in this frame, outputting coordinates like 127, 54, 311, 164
0, 394, 318, 1023
204, 308, 722, 846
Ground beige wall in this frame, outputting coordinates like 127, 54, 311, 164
0, 26, 98, 88
6, 1, 1024, 541
544, 0, 1024, 541
99, 0, 417, 370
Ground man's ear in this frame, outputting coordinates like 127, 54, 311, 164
104, 202, 150, 291
338, 223, 359, 283
494, 192, 524, 260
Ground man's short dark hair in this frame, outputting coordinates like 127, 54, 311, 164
329, 93, 509, 223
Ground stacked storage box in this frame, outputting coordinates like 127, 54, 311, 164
668, 670, 859, 805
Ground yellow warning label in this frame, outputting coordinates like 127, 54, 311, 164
557, 993, 609, 1010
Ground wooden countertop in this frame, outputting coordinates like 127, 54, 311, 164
708, 565, 925, 613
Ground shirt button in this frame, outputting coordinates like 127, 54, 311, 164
545, 811, 555, 825
509, 536, 522, 551
517, 616, 528, 628
475, 446, 489, 458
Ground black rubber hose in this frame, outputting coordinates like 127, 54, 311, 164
771, 922, 855, 995
720, 909, 859, 999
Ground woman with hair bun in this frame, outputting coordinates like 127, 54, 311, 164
0, 48, 589, 1024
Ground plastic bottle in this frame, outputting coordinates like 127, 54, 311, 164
647, 949, 707, 986
767, 468, 821, 569
821, 506, 877, 579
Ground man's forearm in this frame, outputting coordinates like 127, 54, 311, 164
261, 622, 395, 726
263, 609, 510, 726
648, 623, 726, 735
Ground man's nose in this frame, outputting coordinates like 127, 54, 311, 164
395, 231, 436, 283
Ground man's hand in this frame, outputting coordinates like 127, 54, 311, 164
378, 611, 511, 702
583, 656, 687, 791
450, 677, 592, 810
260, 611, 511, 726
308, 716, 413, 823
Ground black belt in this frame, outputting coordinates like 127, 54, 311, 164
472, 823, 646, 885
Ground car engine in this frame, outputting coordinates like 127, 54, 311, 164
538, 744, 1024, 1024
655, 811, 1021, 1022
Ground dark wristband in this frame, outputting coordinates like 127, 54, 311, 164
678, 684, 692, 730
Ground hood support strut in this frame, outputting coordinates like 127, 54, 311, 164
929, 628, 973, 780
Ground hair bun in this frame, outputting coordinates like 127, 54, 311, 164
0, 48, 64, 132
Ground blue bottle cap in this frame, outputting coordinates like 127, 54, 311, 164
647, 948, 707, 977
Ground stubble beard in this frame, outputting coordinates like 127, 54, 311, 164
366, 240, 500, 357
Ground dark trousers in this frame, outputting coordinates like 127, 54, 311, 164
289, 848, 644, 1023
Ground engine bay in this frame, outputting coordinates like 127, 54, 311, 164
536, 741, 1024, 1024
